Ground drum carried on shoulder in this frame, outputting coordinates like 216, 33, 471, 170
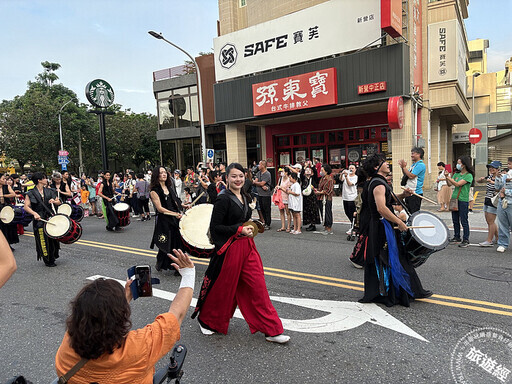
402, 211, 449, 268
57, 203, 84, 222
179, 204, 215, 258
114, 202, 131, 227
0, 205, 33, 227
44, 213, 82, 244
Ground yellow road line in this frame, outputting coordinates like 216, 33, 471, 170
22, 233, 512, 316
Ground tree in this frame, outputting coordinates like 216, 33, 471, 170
36, 61, 61, 87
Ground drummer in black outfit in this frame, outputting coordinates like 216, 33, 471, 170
150, 166, 184, 271
97, 171, 120, 232
359, 154, 432, 307
0, 173, 19, 250
49, 172, 72, 202
23, 172, 62, 267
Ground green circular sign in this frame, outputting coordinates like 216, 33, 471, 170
85, 79, 115, 108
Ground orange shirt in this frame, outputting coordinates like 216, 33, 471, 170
55, 312, 180, 384
80, 190, 89, 204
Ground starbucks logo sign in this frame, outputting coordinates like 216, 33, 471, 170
85, 79, 115, 108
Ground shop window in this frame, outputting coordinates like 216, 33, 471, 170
293, 135, 307, 145
371, 128, 376, 139
310, 133, 324, 144
381, 129, 388, 139
295, 148, 307, 163
328, 132, 336, 143
364, 129, 370, 140
355, 130, 360, 140
277, 136, 290, 146
348, 130, 354, 141
337, 131, 344, 141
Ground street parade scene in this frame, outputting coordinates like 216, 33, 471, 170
0, 1, 511, 383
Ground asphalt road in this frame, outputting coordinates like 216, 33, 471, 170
1, 209, 511, 384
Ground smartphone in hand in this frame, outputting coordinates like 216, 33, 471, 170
135, 265, 153, 297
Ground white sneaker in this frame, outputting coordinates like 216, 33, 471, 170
479, 241, 493, 247
497, 246, 506, 253
350, 260, 363, 269
345, 229, 352, 235
199, 324, 215, 335
265, 334, 290, 344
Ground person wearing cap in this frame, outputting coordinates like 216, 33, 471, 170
476, 161, 501, 247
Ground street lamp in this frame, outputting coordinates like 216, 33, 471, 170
148, 30, 207, 163
58, 99, 73, 151
471, 72, 481, 162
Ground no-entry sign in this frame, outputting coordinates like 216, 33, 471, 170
468, 128, 482, 144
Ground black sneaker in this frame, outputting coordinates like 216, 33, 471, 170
449, 237, 461, 244
458, 240, 470, 248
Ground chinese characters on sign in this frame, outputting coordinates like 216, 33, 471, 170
358, 81, 387, 94
357, 13, 375, 23
252, 68, 337, 116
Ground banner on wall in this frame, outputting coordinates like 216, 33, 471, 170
214, 0, 381, 81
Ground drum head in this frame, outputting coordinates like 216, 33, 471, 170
180, 204, 215, 250
114, 202, 130, 212
57, 203, 73, 216
407, 211, 449, 251
45, 214, 71, 238
1, 206, 15, 224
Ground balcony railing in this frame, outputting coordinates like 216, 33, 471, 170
153, 65, 188, 81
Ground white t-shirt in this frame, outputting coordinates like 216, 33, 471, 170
341, 174, 358, 201
288, 182, 303, 212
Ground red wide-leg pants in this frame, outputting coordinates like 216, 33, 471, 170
198, 237, 283, 336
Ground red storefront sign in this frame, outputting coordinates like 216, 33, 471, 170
358, 81, 387, 94
252, 68, 337, 116
381, 0, 403, 38
388, 96, 404, 129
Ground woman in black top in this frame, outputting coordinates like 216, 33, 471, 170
301, 165, 321, 231
150, 166, 184, 271
49, 172, 72, 201
192, 163, 289, 343
24, 172, 62, 267
0, 173, 18, 248
97, 171, 120, 231
359, 154, 431, 307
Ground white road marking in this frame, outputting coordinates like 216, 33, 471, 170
87, 275, 428, 342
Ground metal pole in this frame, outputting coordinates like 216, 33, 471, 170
58, 99, 73, 151
148, 31, 207, 163
471, 74, 476, 164
99, 113, 109, 171
78, 128, 83, 175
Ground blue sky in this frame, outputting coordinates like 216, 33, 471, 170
0, 0, 510, 114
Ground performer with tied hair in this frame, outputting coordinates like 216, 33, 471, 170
97, 171, 121, 232
359, 154, 432, 307
23, 172, 62, 267
192, 163, 290, 344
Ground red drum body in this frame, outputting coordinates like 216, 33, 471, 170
179, 204, 215, 258
1, 205, 33, 226
44, 214, 82, 244
114, 202, 131, 227
57, 203, 84, 222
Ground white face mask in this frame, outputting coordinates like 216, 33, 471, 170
320, 171, 325, 177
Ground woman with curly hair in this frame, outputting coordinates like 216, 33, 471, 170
55, 249, 195, 383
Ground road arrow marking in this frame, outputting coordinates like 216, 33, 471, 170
87, 275, 428, 342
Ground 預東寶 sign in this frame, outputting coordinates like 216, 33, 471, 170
252, 68, 337, 116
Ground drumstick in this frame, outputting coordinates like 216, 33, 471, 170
190, 191, 205, 208
400, 187, 439, 205
39, 218, 56, 226
394, 225, 435, 229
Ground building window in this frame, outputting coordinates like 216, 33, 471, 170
157, 85, 199, 130
240, 0, 246, 7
